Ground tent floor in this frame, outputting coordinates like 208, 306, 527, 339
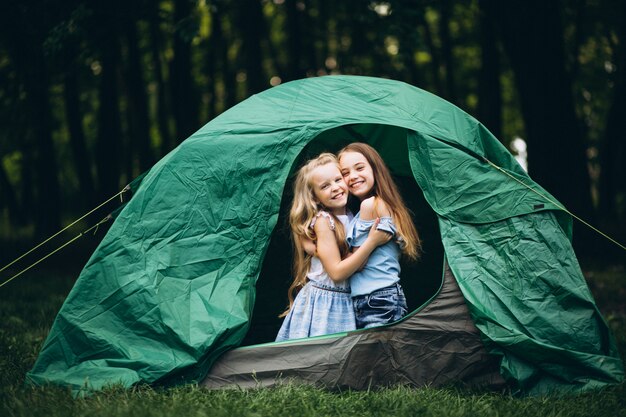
203, 262, 507, 391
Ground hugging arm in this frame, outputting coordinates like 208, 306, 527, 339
314, 217, 391, 282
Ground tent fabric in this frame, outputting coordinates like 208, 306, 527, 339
439, 213, 623, 395
406, 130, 570, 232
27, 75, 623, 395
203, 261, 505, 390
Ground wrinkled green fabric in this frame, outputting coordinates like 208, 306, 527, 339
438, 214, 623, 395
28, 75, 622, 395
405, 129, 623, 394
406, 130, 570, 232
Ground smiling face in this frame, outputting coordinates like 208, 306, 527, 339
338, 151, 375, 200
310, 163, 348, 215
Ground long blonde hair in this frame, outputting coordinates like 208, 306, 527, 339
280, 153, 349, 317
338, 142, 421, 260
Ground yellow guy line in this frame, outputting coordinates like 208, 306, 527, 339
485, 159, 626, 252
0, 216, 111, 289
0, 189, 126, 274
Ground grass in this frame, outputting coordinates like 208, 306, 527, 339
3, 383, 626, 417
1, 258, 625, 417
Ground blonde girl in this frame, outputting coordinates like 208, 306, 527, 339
276, 153, 390, 341
338, 142, 421, 329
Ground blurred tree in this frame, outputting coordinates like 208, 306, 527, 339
148, 1, 174, 156
438, 0, 457, 104
171, 0, 199, 142
477, 0, 501, 139
0, 163, 21, 224
63, 42, 95, 208
205, 2, 219, 120
415, 7, 444, 96
91, 4, 124, 199
207, 0, 237, 112
301, 0, 318, 74
284, 0, 307, 80
387, 1, 424, 86
0, 0, 622, 245
0, 43, 27, 225
121, 4, 155, 174
599, 0, 626, 227
491, 0, 594, 222
45, 4, 97, 209
237, 0, 267, 94
0, 0, 61, 237
316, 0, 330, 72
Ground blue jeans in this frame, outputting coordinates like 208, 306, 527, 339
352, 283, 408, 329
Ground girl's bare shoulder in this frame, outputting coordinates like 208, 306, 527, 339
360, 197, 391, 219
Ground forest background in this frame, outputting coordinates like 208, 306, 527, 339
0, 0, 625, 261
1, 2, 626, 414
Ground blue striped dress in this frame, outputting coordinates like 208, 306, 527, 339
276, 212, 356, 341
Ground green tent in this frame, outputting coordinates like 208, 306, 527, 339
28, 75, 623, 396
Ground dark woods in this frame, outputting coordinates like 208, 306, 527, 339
0, 0, 624, 255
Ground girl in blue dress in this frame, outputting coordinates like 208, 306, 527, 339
338, 143, 422, 329
276, 153, 391, 341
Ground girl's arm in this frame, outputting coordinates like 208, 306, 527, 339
302, 238, 317, 256
314, 217, 391, 282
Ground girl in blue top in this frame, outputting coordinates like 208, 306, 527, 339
338, 143, 421, 329
277, 153, 391, 341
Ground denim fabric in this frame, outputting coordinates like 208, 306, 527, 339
352, 283, 408, 329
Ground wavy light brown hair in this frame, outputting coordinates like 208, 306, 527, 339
338, 142, 421, 260
280, 153, 349, 317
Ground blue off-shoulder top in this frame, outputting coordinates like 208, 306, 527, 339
346, 213, 403, 297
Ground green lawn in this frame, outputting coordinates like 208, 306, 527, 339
1, 262, 625, 417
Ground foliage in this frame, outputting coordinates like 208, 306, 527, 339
0, 0, 624, 241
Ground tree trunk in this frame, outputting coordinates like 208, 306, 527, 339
0, 159, 23, 224
171, 0, 199, 142
491, 1, 593, 220
477, 0, 502, 140
416, 9, 444, 96
96, 21, 123, 199
394, 2, 424, 86
20, 145, 35, 225
568, 0, 587, 81
148, 2, 173, 156
263, 20, 287, 81
439, 0, 457, 104
28, 48, 61, 237
285, 0, 306, 80
598, 2, 626, 228
123, 18, 154, 173
302, 0, 317, 74
318, 0, 330, 72
64, 53, 95, 209
238, 0, 266, 95
206, 4, 218, 120
0, 1, 60, 236
216, 2, 237, 110
599, 79, 626, 225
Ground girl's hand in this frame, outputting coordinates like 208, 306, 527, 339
367, 217, 392, 247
